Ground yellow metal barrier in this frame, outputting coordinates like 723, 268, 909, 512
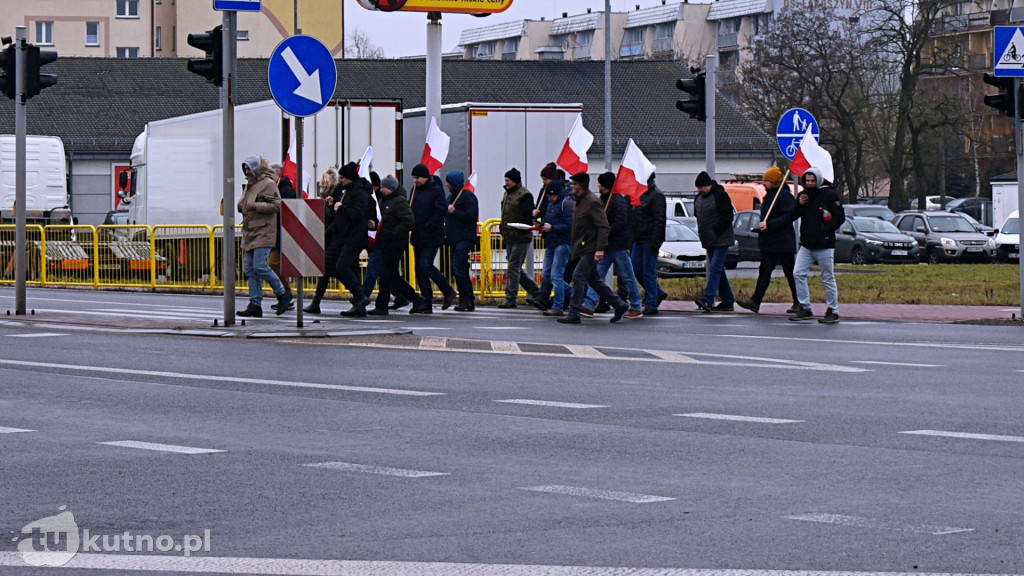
38, 225, 97, 288
94, 225, 159, 289
152, 225, 215, 290
0, 224, 46, 286
479, 218, 545, 301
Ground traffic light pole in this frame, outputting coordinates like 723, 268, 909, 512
222, 12, 237, 326
14, 26, 26, 315
705, 54, 716, 180
1016, 78, 1023, 319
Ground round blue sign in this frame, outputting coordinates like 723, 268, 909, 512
776, 108, 819, 161
268, 35, 337, 118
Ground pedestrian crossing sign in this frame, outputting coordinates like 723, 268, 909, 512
994, 26, 1024, 76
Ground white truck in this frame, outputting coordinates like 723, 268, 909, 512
403, 103, 583, 223
991, 179, 1020, 232
0, 135, 73, 226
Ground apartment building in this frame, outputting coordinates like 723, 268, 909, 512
4, 0, 344, 58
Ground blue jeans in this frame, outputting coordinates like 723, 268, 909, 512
584, 249, 642, 310
631, 243, 665, 309
794, 246, 838, 312
413, 242, 453, 300
704, 246, 734, 305
545, 244, 571, 310
244, 247, 285, 307
449, 239, 475, 303
361, 249, 383, 296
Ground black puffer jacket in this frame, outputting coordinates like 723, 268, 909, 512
693, 181, 735, 250
632, 185, 666, 248
600, 192, 633, 252
758, 185, 797, 254
376, 185, 415, 252
790, 168, 845, 250
410, 175, 447, 247
329, 178, 371, 249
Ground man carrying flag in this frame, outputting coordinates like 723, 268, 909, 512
789, 166, 844, 324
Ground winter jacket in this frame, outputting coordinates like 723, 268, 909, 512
321, 183, 344, 249
758, 185, 797, 254
329, 177, 371, 249
600, 192, 633, 252
632, 184, 667, 249
790, 181, 846, 250
570, 188, 610, 260
375, 185, 415, 252
409, 175, 447, 247
542, 189, 574, 248
445, 188, 479, 246
237, 170, 281, 251
500, 184, 535, 244
693, 181, 735, 250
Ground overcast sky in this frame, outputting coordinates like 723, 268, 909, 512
345, 1, 695, 58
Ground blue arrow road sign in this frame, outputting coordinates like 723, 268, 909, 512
994, 26, 1024, 76
214, 0, 261, 11
776, 108, 819, 161
268, 35, 337, 118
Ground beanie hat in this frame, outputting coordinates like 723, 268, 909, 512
763, 166, 782, 184
540, 162, 558, 180
381, 174, 400, 192
242, 155, 261, 177
695, 171, 713, 187
370, 171, 381, 187
597, 172, 616, 190
504, 167, 522, 184
445, 171, 465, 191
339, 162, 359, 181
411, 164, 430, 178
570, 172, 590, 186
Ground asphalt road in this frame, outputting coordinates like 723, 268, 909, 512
1, 289, 1023, 575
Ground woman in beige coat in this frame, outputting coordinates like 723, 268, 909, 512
237, 155, 292, 317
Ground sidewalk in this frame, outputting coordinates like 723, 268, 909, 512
660, 300, 1021, 323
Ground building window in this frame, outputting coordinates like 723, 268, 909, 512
573, 30, 594, 60
653, 22, 674, 53
172, 26, 176, 51
117, 47, 140, 58
237, 30, 250, 41
502, 37, 519, 60
36, 21, 54, 45
475, 41, 496, 59
117, 0, 140, 18
620, 27, 645, 57
86, 22, 100, 46
154, 26, 162, 51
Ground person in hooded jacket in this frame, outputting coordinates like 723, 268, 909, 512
692, 171, 736, 313
789, 166, 845, 324
409, 163, 457, 313
736, 166, 800, 315
444, 171, 480, 311
537, 176, 574, 316
236, 155, 292, 317
367, 175, 424, 316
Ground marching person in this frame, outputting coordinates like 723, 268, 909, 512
531, 162, 567, 309
236, 155, 292, 317
335, 162, 373, 317
304, 167, 341, 314
361, 171, 385, 304
444, 171, 479, 312
692, 171, 736, 313
558, 173, 629, 324
581, 172, 643, 319
631, 173, 667, 315
367, 175, 424, 316
498, 167, 541, 308
736, 166, 800, 315
789, 167, 845, 323
268, 163, 296, 312
537, 174, 574, 316
409, 163, 457, 313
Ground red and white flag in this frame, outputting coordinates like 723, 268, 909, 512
611, 139, 656, 206
281, 141, 310, 198
357, 146, 373, 179
464, 170, 478, 193
556, 114, 594, 176
789, 126, 834, 183
420, 117, 450, 175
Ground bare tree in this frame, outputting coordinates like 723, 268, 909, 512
345, 28, 385, 59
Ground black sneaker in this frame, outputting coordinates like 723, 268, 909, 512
642, 307, 659, 316
594, 301, 612, 314
789, 305, 814, 321
271, 294, 296, 312
657, 291, 668, 305
694, 297, 712, 312
525, 296, 549, 311
557, 311, 582, 324
497, 300, 517, 309
442, 290, 457, 310
736, 298, 759, 313
367, 308, 388, 316
237, 304, 262, 318
389, 296, 411, 310
610, 302, 629, 323
818, 307, 840, 324
785, 304, 801, 314
274, 292, 294, 316
303, 302, 321, 314
341, 306, 367, 318
711, 302, 734, 312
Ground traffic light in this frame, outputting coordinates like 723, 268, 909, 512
187, 25, 223, 86
25, 45, 57, 99
676, 70, 706, 122
983, 72, 1016, 118
0, 44, 15, 100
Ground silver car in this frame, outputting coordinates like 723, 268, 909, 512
892, 211, 996, 264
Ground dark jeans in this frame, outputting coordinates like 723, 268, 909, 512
449, 239, 475, 303
752, 251, 798, 305
334, 242, 366, 301
703, 245, 734, 306
413, 242, 453, 300
505, 239, 539, 301
568, 252, 624, 313
361, 248, 384, 296
311, 240, 343, 302
375, 246, 418, 309
631, 242, 665, 309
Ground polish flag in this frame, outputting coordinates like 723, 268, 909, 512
556, 114, 594, 176
611, 139, 656, 206
464, 170, 478, 193
420, 117, 450, 175
281, 141, 310, 198
789, 126, 834, 184
357, 146, 373, 179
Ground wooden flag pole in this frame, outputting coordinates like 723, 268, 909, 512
762, 167, 792, 222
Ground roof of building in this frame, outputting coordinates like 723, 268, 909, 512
550, 13, 605, 35
457, 20, 531, 47
0, 57, 773, 158
625, 4, 686, 28
708, 0, 772, 20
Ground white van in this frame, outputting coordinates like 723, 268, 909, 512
994, 210, 1019, 262
0, 135, 72, 224
665, 195, 692, 218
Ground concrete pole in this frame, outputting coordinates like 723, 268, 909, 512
705, 54, 716, 179
222, 13, 237, 326
604, 0, 612, 171
426, 12, 442, 133
14, 27, 26, 315
1016, 79, 1023, 319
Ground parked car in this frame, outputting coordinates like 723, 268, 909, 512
946, 196, 992, 225
857, 196, 890, 205
834, 216, 919, 264
844, 204, 896, 221
920, 195, 955, 210
732, 210, 762, 262
674, 216, 738, 269
955, 212, 996, 236
994, 210, 1020, 263
657, 220, 706, 277
892, 210, 996, 263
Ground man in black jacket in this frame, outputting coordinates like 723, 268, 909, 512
409, 163, 457, 313
692, 171, 736, 313
737, 166, 800, 314
335, 162, 373, 317
368, 175, 424, 316
631, 174, 667, 315
581, 172, 643, 318
789, 167, 845, 323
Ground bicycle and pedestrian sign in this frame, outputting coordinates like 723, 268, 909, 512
776, 108, 818, 161
994, 26, 1024, 76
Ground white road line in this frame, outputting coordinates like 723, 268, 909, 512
722, 333, 1024, 353
901, 430, 1024, 443
304, 461, 449, 478
97, 441, 225, 455
0, 358, 443, 397
495, 399, 607, 409
476, 326, 531, 330
5, 332, 67, 338
0, 426, 36, 433
491, 341, 521, 353
564, 345, 605, 359
0, 553, 1010, 576
785, 513, 974, 535
35, 308, 207, 321
419, 336, 448, 349
851, 360, 942, 367
521, 485, 675, 504
676, 413, 804, 424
